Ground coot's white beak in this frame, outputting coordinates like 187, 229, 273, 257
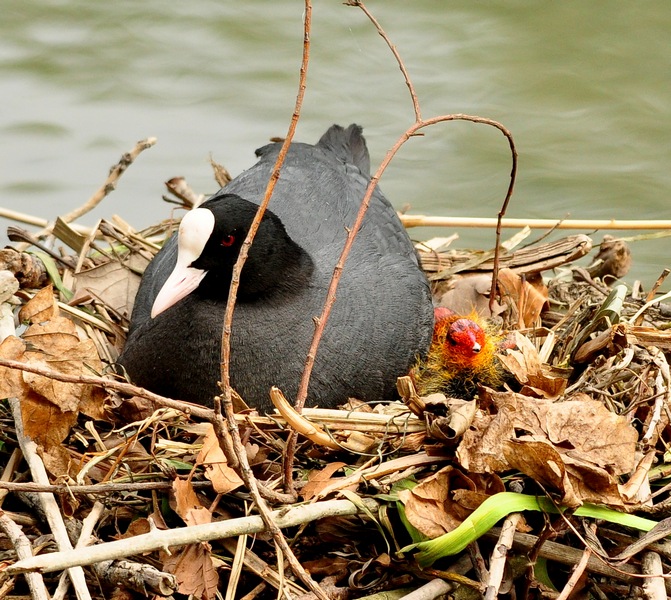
151, 208, 215, 318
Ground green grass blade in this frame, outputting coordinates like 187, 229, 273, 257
400, 492, 659, 567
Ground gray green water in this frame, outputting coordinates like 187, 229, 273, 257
2, 1, 670, 283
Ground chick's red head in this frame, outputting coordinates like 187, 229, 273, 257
444, 318, 486, 362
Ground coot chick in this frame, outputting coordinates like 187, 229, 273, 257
118, 124, 434, 411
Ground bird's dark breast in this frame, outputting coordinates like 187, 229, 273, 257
121, 259, 427, 411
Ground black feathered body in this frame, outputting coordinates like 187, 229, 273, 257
119, 125, 433, 411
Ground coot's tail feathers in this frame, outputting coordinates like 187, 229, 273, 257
317, 124, 371, 177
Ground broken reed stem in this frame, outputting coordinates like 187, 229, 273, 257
0, 207, 86, 233
399, 214, 671, 230
0, 511, 50, 600
6, 497, 379, 576
9, 398, 93, 600
483, 513, 522, 600
215, 3, 327, 599
26, 138, 157, 243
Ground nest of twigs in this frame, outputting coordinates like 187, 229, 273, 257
1, 154, 671, 600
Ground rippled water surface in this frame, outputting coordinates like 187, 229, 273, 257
2, 1, 670, 282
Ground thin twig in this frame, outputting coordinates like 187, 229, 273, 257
47, 138, 157, 239
293, 114, 516, 412
0, 357, 214, 420
213, 2, 325, 598
294, 2, 517, 408
555, 545, 592, 600
346, 0, 517, 314
350, 0, 421, 121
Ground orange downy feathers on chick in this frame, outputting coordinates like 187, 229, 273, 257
412, 307, 506, 399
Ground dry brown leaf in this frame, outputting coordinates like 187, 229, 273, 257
435, 274, 500, 318
18, 285, 58, 324
4, 289, 108, 430
0, 293, 105, 478
23, 356, 84, 412
22, 333, 106, 420
194, 425, 243, 495
21, 390, 78, 478
424, 396, 477, 443
121, 517, 152, 538
499, 332, 567, 399
302, 556, 350, 577
22, 316, 80, 354
457, 389, 638, 506
301, 461, 348, 501
503, 438, 580, 507
398, 466, 481, 538
41, 445, 76, 482
564, 459, 628, 506
163, 543, 219, 600
519, 392, 636, 475
72, 257, 147, 318
498, 268, 548, 328
172, 479, 212, 527
0, 335, 28, 399
456, 410, 513, 474
21, 391, 78, 447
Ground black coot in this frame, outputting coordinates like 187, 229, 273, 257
118, 124, 434, 411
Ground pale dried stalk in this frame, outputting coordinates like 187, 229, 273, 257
483, 513, 522, 600
399, 214, 671, 230
7, 497, 379, 576
641, 551, 667, 600
52, 502, 106, 600
0, 207, 88, 233
398, 579, 453, 600
0, 511, 50, 600
60, 138, 157, 228
9, 398, 93, 600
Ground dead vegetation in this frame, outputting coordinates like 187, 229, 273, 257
2, 2, 671, 599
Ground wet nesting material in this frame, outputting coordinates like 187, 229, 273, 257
1, 191, 671, 599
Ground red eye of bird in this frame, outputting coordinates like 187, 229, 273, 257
221, 234, 235, 247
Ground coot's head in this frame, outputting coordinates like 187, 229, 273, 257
151, 194, 312, 317
445, 318, 486, 357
